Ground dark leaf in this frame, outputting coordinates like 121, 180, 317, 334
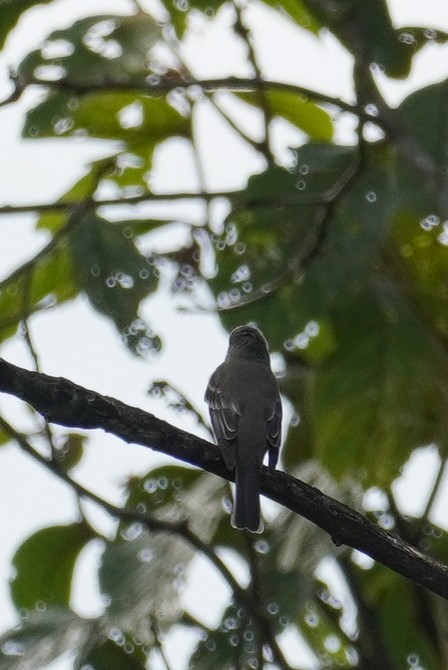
354, 562, 440, 667
68, 212, 160, 354
18, 14, 161, 86
312, 283, 448, 485
10, 523, 94, 610
302, 0, 419, 78
161, 0, 226, 39
54, 433, 85, 473
76, 637, 148, 670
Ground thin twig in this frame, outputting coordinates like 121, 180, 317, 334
20, 273, 59, 460
150, 620, 173, 670
13, 75, 357, 115
232, 1, 274, 165
0, 190, 328, 218
208, 95, 265, 151
148, 381, 212, 436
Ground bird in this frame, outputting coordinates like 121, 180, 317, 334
205, 325, 282, 532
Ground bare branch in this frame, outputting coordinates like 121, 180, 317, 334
0, 190, 326, 218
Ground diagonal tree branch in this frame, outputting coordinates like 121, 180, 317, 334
1, 357, 448, 600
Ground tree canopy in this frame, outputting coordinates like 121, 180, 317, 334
1, 1, 448, 669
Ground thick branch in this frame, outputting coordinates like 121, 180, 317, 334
1, 357, 448, 600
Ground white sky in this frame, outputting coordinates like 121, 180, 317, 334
1, 1, 448, 668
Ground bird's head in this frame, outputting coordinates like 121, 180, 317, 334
226, 325, 270, 363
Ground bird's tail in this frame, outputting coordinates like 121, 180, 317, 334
231, 458, 263, 533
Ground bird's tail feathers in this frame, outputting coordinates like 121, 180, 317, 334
231, 457, 263, 533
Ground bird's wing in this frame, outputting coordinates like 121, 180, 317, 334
205, 367, 241, 469
267, 398, 282, 471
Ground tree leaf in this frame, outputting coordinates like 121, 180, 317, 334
0, 0, 55, 48
67, 212, 160, 354
262, 0, 321, 34
75, 637, 147, 670
211, 141, 392, 351
235, 90, 333, 141
355, 562, 440, 668
125, 465, 228, 541
392, 211, 448, 342
99, 530, 192, 642
189, 601, 265, 670
0, 428, 11, 447
53, 433, 85, 473
301, 0, 416, 78
18, 14, 161, 86
0, 608, 89, 670
25, 92, 189, 143
394, 81, 448, 217
160, 0, 227, 39
10, 523, 94, 610
0, 244, 78, 345
312, 283, 448, 486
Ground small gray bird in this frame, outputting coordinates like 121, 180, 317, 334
205, 325, 282, 533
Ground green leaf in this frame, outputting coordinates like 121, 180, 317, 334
262, 0, 321, 34
357, 563, 439, 668
54, 433, 85, 473
189, 524, 311, 668
0, 244, 78, 345
0, 427, 11, 447
10, 523, 94, 610
235, 90, 333, 141
67, 212, 160, 354
161, 0, 226, 39
301, 0, 416, 78
396, 25, 448, 54
125, 465, 228, 542
0, 0, 55, 48
24, 90, 189, 149
312, 284, 448, 486
211, 142, 392, 352
109, 468, 225, 630
18, 14, 161, 86
125, 465, 203, 512
394, 81, 448, 217
76, 637, 147, 670
0, 608, 89, 670
189, 604, 264, 670
23, 91, 190, 195
392, 211, 448, 341
298, 586, 353, 667
99, 530, 192, 639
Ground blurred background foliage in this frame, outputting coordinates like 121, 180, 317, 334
1, 0, 448, 668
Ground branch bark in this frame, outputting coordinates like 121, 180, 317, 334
1, 357, 448, 600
